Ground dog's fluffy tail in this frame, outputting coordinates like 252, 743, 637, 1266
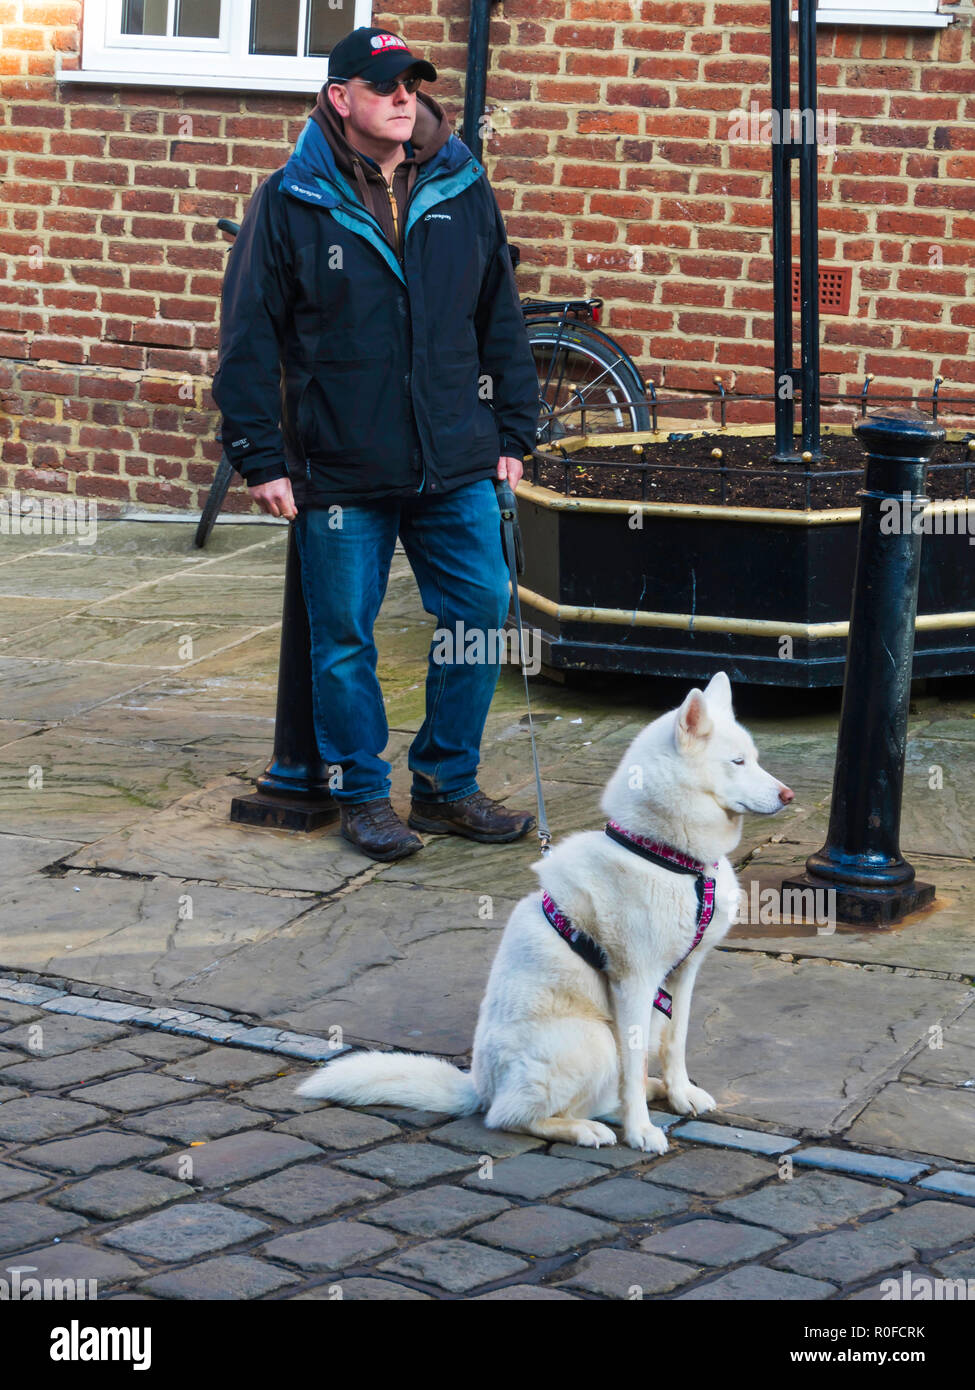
295, 1050, 481, 1116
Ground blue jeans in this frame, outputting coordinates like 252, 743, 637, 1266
292, 478, 511, 805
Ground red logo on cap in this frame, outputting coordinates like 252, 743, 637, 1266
370, 34, 408, 51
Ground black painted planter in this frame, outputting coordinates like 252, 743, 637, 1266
511, 430, 975, 689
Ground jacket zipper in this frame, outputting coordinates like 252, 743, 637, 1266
384, 176, 400, 257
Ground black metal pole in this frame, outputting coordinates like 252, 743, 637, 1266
782, 409, 945, 925
463, 0, 492, 161
770, 0, 794, 459
230, 525, 338, 832
797, 0, 821, 457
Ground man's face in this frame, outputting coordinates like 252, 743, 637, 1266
327, 68, 417, 148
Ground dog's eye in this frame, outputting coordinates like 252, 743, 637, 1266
731, 757, 745, 765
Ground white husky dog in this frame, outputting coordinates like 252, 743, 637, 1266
296, 672, 793, 1153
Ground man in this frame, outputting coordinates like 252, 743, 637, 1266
212, 27, 540, 863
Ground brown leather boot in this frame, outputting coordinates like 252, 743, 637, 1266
340, 798, 423, 862
409, 789, 536, 844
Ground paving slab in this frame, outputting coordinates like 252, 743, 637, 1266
462, 1152, 607, 1200
431, 1116, 545, 1158
294, 1277, 432, 1301
469, 1204, 617, 1257
234, 1073, 323, 1114
138, 1255, 301, 1300
771, 1227, 917, 1284
376, 1237, 529, 1294
643, 1149, 777, 1197
0, 1096, 109, 1142
226, 1164, 391, 1223
0, 833, 82, 884
360, 1184, 512, 1237
714, 1170, 903, 1234
671, 953, 971, 1132
0, 1200, 88, 1254
0, 1161, 50, 1199
557, 1247, 698, 1298
845, 1082, 975, 1165
902, 1010, 975, 1085
67, 1072, 207, 1112
0, 872, 313, 997
18, 1130, 166, 1175
2, 1241, 144, 1287
49, 1169, 195, 1220
866, 1199, 975, 1254
474, 1284, 580, 1300
639, 1217, 786, 1266
561, 1176, 692, 1224
0, 1013, 128, 1055
729, 849, 975, 978
336, 1141, 478, 1188
147, 1130, 320, 1188
677, 1263, 836, 1300
262, 1220, 399, 1273
0, 1046, 145, 1091
123, 1100, 265, 1143
103, 1202, 270, 1261
162, 1046, 286, 1086
273, 1107, 401, 1150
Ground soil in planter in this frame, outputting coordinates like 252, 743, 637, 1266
531, 432, 975, 508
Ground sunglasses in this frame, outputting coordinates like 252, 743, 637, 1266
329, 74, 423, 97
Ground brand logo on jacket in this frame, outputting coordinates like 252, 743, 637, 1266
424, 213, 451, 221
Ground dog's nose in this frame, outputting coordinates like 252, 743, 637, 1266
779, 785, 795, 803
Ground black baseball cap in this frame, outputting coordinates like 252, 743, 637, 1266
327, 27, 437, 85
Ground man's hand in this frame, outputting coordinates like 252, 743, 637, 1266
497, 454, 524, 489
250, 477, 297, 520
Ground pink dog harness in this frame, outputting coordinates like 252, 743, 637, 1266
541, 820, 719, 1018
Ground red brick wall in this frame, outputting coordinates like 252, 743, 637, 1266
1, 0, 973, 511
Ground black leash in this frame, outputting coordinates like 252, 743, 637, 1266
494, 477, 552, 857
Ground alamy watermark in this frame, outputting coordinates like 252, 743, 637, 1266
1, 1264, 98, 1300
879, 491, 975, 545
735, 880, 837, 934
881, 1271, 974, 1301
432, 620, 541, 675
728, 101, 837, 149
0, 491, 98, 545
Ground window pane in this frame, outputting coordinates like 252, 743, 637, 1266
250, 0, 299, 56
306, 0, 351, 58
121, 0, 168, 35
175, 0, 221, 39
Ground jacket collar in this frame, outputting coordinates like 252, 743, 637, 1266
281, 99, 471, 213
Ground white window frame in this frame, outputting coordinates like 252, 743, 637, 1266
59, 0, 372, 93
792, 0, 953, 26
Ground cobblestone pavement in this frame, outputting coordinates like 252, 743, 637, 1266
2, 520, 975, 1305
2, 984, 974, 1302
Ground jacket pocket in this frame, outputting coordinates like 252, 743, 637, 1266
296, 357, 390, 462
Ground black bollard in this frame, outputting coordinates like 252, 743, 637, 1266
781, 408, 944, 925
230, 525, 339, 831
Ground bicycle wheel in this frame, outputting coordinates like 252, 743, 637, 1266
526, 319, 651, 444
194, 452, 236, 548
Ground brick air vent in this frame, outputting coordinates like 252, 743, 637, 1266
791, 265, 854, 316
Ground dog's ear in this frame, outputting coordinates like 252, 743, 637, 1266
676, 688, 713, 749
704, 670, 733, 710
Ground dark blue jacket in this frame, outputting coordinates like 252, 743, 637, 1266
211, 115, 538, 506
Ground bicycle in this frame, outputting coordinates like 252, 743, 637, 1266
195, 221, 649, 546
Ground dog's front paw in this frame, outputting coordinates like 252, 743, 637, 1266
570, 1119, 618, 1148
667, 1083, 716, 1116
623, 1120, 669, 1154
